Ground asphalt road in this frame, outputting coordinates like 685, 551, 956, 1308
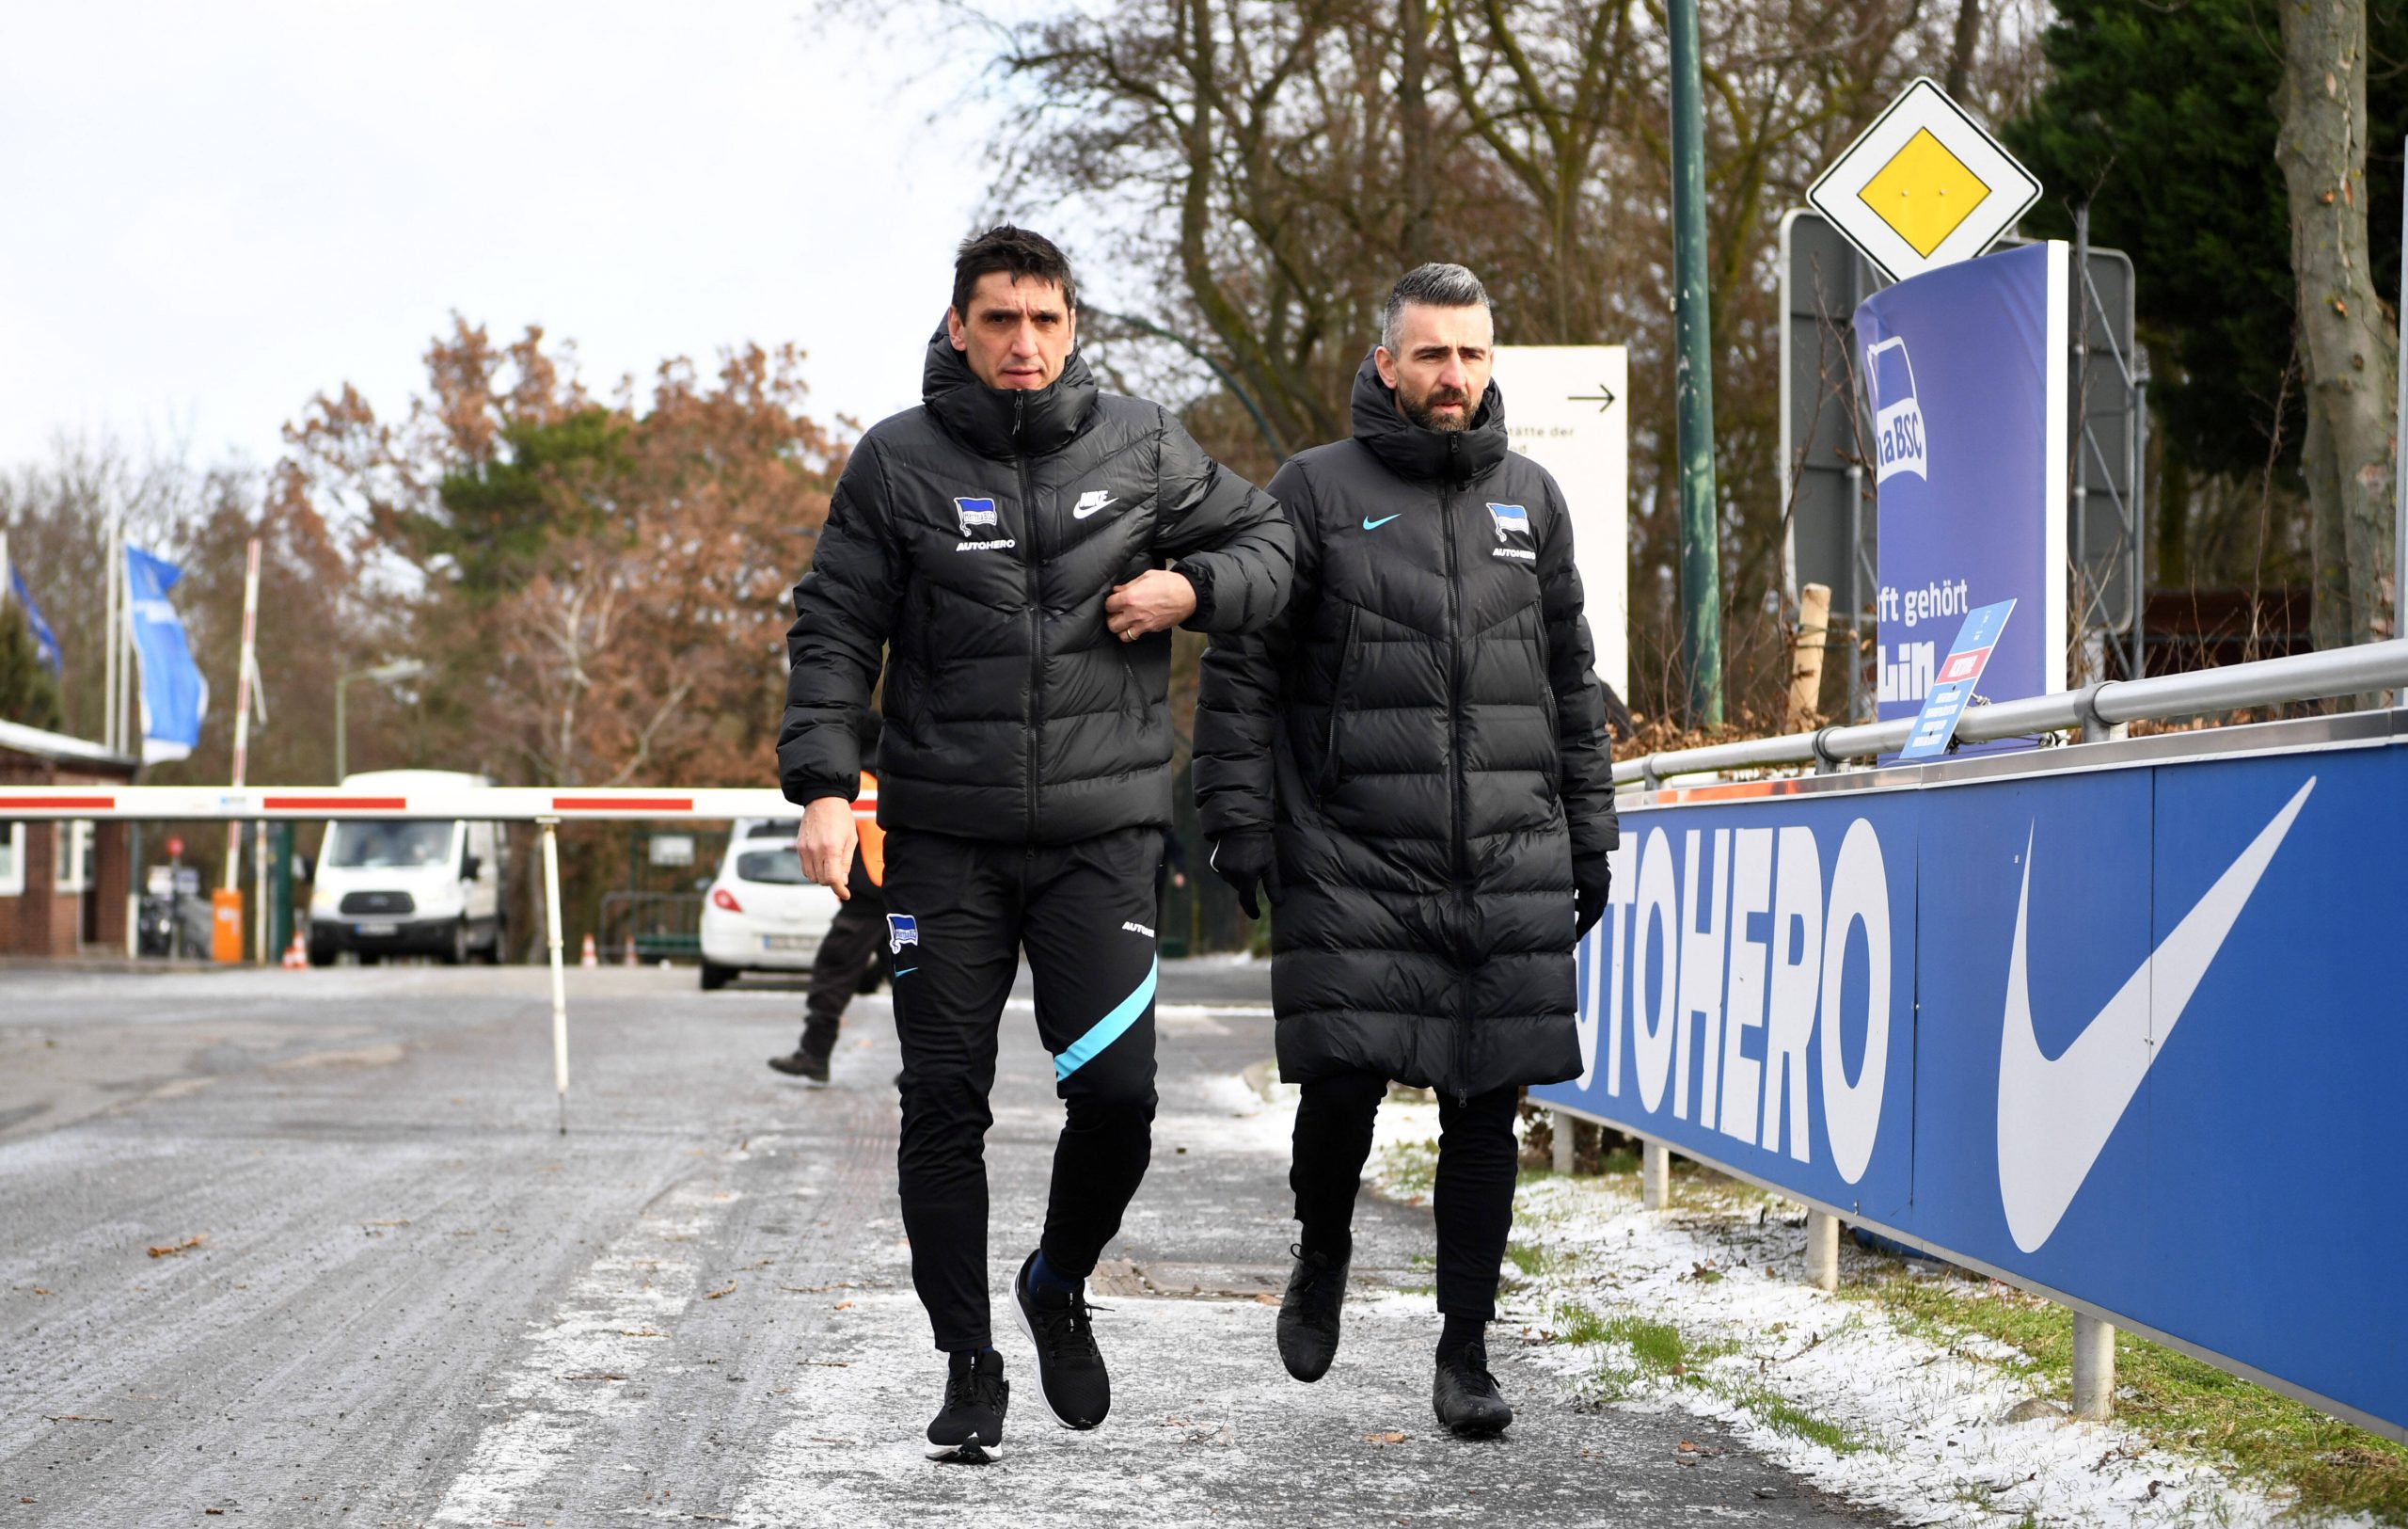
0, 961, 1880, 1527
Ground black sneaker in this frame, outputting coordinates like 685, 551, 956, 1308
767, 1047, 831, 1084
1011, 1250, 1111, 1428
1433, 1340, 1513, 1438
926, 1349, 1008, 1463
1275, 1244, 1348, 1382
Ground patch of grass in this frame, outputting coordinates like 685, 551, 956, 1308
1504, 1240, 1564, 1278
1707, 1381, 1863, 1455
1592, 1312, 1735, 1375
1551, 1302, 1613, 1346
1595, 1143, 1641, 1175
1843, 1263, 2408, 1523
1380, 1137, 1439, 1195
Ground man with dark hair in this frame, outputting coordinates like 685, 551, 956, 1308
780, 224, 1292, 1462
1195, 262, 1620, 1439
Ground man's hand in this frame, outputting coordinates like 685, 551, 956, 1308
797, 797, 859, 901
1574, 856, 1611, 938
1105, 568, 1196, 642
1210, 830, 1282, 920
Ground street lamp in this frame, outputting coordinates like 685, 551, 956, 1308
335, 660, 427, 782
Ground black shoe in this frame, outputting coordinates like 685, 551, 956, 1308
1011, 1250, 1111, 1428
768, 1047, 831, 1083
1433, 1340, 1513, 1438
926, 1349, 1008, 1463
1275, 1244, 1348, 1382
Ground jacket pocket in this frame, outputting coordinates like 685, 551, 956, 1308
1318, 603, 1362, 793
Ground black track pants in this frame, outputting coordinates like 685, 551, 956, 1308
799, 858, 885, 1057
882, 826, 1162, 1353
1290, 1073, 1521, 1321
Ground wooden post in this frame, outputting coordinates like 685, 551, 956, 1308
1786, 581, 1832, 727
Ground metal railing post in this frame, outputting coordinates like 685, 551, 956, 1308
2072, 1312, 2115, 1419
1641, 1139, 1671, 1209
1805, 1211, 1841, 1292
541, 818, 569, 1136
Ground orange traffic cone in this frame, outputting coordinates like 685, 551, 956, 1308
621, 933, 638, 967
282, 932, 308, 969
579, 933, 599, 967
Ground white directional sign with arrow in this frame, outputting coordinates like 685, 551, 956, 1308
1492, 344, 1628, 696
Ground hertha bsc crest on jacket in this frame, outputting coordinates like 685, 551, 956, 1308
1487, 502, 1530, 542
887, 913, 920, 953
954, 497, 1001, 535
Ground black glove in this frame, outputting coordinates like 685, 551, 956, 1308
1211, 830, 1283, 920
1574, 857, 1611, 938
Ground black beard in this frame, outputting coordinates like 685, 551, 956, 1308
1397, 386, 1472, 432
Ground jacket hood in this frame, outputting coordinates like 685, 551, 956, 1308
922, 324, 1100, 459
1348, 347, 1509, 484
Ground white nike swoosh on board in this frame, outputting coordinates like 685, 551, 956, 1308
1995, 776, 2314, 1252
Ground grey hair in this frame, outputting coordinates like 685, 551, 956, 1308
1380, 263, 1493, 353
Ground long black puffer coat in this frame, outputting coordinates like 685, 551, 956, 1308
780, 329, 1292, 843
1194, 352, 1618, 1097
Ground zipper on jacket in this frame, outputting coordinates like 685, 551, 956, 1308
1440, 437, 1472, 1104
1319, 604, 1361, 794
1016, 391, 1043, 841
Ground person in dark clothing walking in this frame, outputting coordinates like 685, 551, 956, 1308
771, 719, 889, 1084
779, 226, 1293, 1462
1195, 263, 1619, 1439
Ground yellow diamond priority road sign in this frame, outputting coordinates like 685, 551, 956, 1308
1807, 77, 2040, 282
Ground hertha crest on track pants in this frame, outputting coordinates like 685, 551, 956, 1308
879, 824, 1162, 1353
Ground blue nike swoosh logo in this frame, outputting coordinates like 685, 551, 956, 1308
1362, 515, 1402, 531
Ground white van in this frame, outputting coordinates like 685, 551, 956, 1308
306, 770, 508, 965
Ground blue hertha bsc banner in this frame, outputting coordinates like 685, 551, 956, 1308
125, 545, 209, 763
1855, 241, 2067, 736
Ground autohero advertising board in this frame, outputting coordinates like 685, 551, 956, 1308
1491, 345, 1629, 697
1536, 730, 2408, 1441
1854, 241, 2067, 741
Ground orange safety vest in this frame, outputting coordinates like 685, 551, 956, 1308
850, 772, 885, 886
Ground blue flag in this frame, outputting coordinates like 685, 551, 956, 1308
8, 564, 62, 675
124, 545, 209, 763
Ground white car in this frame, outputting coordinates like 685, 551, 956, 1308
697, 818, 839, 990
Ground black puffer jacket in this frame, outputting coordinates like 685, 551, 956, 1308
780, 329, 1291, 843
1194, 353, 1618, 1097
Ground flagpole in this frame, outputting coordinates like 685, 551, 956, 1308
103, 518, 119, 753
225, 538, 262, 909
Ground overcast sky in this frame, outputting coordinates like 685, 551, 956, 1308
0, 2, 1005, 472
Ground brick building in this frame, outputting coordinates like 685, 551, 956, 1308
0, 720, 137, 957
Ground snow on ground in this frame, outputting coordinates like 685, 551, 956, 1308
1338, 1091, 2374, 1529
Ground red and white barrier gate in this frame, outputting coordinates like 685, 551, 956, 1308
0, 785, 832, 1134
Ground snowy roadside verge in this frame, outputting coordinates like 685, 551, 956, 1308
1276, 1080, 2374, 1529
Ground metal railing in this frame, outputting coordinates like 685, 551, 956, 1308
1618, 638, 2408, 788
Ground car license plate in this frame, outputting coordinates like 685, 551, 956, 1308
760, 934, 812, 952
356, 922, 400, 937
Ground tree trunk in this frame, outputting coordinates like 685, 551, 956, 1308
1944, 0, 1982, 101
1397, 0, 1435, 267
2274, 0, 2400, 655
